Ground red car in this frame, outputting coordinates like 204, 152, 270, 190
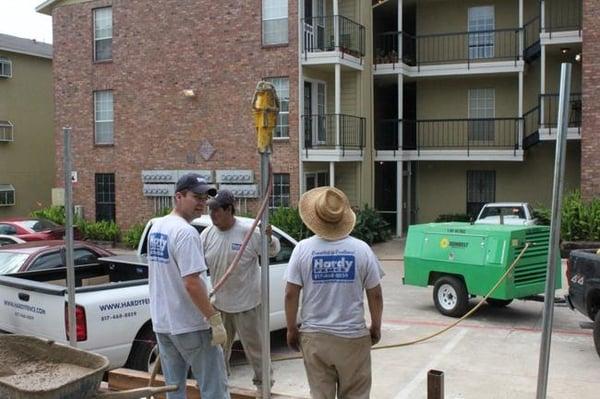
0, 241, 114, 275
0, 217, 73, 241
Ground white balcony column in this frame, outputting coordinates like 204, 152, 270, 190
541, 45, 546, 126
519, 71, 524, 147
329, 162, 335, 187
398, 74, 403, 150
396, 161, 404, 237
519, 0, 524, 55
335, 63, 341, 147
398, 0, 403, 58
333, 0, 339, 50
540, 0, 546, 33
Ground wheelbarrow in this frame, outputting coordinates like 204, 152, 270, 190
0, 335, 176, 399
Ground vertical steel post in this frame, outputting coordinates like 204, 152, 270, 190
63, 127, 77, 347
535, 63, 571, 399
427, 369, 444, 399
260, 151, 271, 399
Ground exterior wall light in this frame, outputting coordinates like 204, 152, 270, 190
182, 89, 196, 97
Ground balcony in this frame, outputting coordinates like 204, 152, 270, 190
0, 120, 14, 142
523, 93, 581, 146
374, 28, 523, 77
541, 0, 582, 44
302, 16, 366, 70
374, 118, 523, 161
302, 114, 365, 161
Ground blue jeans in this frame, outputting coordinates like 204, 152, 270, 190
156, 329, 230, 399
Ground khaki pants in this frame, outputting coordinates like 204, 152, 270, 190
299, 332, 372, 399
221, 306, 272, 388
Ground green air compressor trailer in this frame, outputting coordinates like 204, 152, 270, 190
403, 223, 561, 317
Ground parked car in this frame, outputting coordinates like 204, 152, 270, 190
0, 217, 70, 241
0, 235, 25, 247
0, 240, 114, 274
475, 202, 537, 226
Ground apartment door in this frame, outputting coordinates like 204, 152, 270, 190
468, 88, 495, 142
304, 80, 327, 146
403, 82, 417, 150
466, 170, 495, 218
304, 0, 325, 50
468, 6, 495, 59
305, 171, 329, 190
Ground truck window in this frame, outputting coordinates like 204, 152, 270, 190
269, 233, 295, 264
74, 248, 100, 265
28, 251, 64, 271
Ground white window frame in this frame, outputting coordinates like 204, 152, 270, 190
468, 6, 495, 59
262, 0, 288, 45
265, 77, 289, 138
0, 185, 15, 207
0, 57, 12, 78
303, 78, 327, 145
305, 171, 329, 191
468, 88, 495, 141
270, 173, 290, 208
93, 7, 113, 62
94, 90, 114, 145
0, 121, 14, 142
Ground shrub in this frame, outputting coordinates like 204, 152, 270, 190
534, 191, 600, 241
435, 213, 471, 223
30, 206, 66, 225
532, 205, 551, 226
351, 204, 393, 245
79, 220, 121, 242
270, 207, 312, 242
123, 223, 145, 249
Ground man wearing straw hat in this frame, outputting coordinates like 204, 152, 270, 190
284, 186, 384, 399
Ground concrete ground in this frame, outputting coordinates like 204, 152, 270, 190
228, 238, 600, 398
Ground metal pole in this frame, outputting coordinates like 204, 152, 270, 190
535, 62, 571, 399
63, 127, 77, 347
260, 151, 271, 399
427, 369, 444, 399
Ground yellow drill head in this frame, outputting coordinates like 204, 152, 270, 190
252, 81, 280, 153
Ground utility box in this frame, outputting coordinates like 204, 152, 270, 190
404, 223, 560, 317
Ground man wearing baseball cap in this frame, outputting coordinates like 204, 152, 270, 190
284, 186, 384, 399
147, 173, 230, 399
200, 189, 280, 395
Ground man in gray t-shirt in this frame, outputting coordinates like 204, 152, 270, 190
284, 187, 384, 399
148, 173, 230, 399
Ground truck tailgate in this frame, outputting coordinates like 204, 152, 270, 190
0, 275, 67, 340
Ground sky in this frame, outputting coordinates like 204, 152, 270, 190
0, 0, 53, 43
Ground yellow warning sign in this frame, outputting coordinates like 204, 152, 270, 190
440, 238, 449, 248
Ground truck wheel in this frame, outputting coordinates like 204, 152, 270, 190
594, 312, 600, 358
486, 298, 513, 308
127, 325, 158, 372
433, 276, 469, 318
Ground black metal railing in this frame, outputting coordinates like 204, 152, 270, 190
522, 106, 540, 149
374, 28, 521, 67
375, 118, 521, 155
544, 0, 582, 34
539, 93, 582, 133
302, 114, 366, 151
523, 16, 540, 50
302, 16, 366, 58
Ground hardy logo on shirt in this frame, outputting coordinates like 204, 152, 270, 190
312, 255, 356, 282
148, 233, 169, 263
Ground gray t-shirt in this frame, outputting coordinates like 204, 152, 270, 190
200, 218, 280, 313
148, 214, 211, 335
285, 235, 384, 338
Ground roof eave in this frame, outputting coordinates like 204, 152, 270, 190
36, 0, 58, 16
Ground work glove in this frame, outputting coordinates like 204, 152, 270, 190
209, 312, 227, 346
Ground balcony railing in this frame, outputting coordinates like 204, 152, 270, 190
544, 0, 582, 34
0, 120, 14, 142
375, 118, 521, 155
374, 28, 521, 67
539, 93, 582, 133
302, 16, 366, 58
523, 16, 540, 51
303, 114, 365, 152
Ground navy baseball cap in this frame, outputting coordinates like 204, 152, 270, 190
175, 173, 217, 196
208, 189, 236, 210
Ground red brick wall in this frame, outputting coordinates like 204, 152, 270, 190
53, 0, 299, 228
581, 0, 600, 200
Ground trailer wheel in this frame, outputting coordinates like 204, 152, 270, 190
126, 325, 158, 372
485, 298, 513, 308
594, 312, 600, 358
433, 276, 469, 317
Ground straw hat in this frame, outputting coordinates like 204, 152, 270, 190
299, 186, 356, 241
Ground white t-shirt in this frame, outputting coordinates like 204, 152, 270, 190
285, 235, 384, 338
200, 218, 280, 313
148, 214, 211, 335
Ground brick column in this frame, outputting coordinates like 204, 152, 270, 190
581, 0, 600, 200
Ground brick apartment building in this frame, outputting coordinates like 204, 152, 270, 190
38, 0, 598, 234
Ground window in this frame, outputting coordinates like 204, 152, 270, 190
263, 0, 288, 45
466, 170, 495, 218
468, 88, 495, 141
270, 173, 290, 208
266, 77, 289, 138
74, 248, 100, 265
270, 232, 295, 264
0, 224, 17, 235
95, 173, 116, 222
0, 57, 12, 78
0, 184, 15, 206
468, 6, 495, 59
0, 120, 14, 142
305, 171, 328, 191
93, 7, 112, 62
29, 251, 64, 271
94, 90, 114, 144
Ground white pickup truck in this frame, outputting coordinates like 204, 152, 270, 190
0, 215, 297, 371
474, 202, 537, 226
